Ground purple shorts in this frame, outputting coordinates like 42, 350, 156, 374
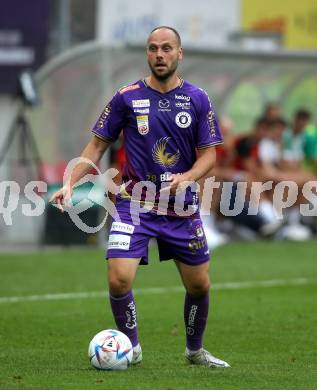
106, 200, 210, 266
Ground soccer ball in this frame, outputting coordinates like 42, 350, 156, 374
88, 329, 133, 370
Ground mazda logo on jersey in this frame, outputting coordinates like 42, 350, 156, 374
175, 112, 192, 128
158, 99, 170, 108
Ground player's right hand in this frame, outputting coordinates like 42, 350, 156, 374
49, 184, 73, 212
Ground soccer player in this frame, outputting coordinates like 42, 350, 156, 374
50, 26, 230, 368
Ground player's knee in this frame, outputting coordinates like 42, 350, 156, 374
108, 274, 133, 295
186, 279, 210, 296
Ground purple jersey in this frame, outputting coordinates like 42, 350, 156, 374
91, 79, 223, 215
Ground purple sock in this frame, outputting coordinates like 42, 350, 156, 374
184, 292, 209, 351
109, 290, 139, 347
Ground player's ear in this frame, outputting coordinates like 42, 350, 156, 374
178, 47, 183, 61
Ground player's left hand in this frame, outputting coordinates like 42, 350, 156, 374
162, 172, 194, 195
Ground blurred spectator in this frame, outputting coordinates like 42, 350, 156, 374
282, 109, 317, 174
258, 118, 286, 169
200, 109, 316, 242
256, 113, 316, 240
263, 102, 282, 121
202, 117, 283, 245
303, 123, 317, 174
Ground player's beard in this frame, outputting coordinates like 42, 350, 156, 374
148, 59, 179, 82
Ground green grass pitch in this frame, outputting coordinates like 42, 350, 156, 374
0, 241, 316, 389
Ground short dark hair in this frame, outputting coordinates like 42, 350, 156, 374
295, 109, 311, 121
273, 118, 287, 127
255, 117, 269, 127
148, 26, 181, 46
264, 102, 280, 113
265, 118, 287, 129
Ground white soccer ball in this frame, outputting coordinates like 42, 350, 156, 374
88, 329, 133, 370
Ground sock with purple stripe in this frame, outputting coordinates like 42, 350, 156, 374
184, 292, 209, 351
109, 290, 139, 347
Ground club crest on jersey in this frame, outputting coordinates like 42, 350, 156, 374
136, 115, 149, 135
152, 137, 180, 168
175, 112, 192, 128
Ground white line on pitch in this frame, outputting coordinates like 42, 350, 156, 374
0, 277, 316, 304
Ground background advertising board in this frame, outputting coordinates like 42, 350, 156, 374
242, 0, 317, 49
98, 0, 239, 49
0, 0, 49, 94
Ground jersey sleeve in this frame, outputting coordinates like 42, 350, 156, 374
196, 91, 223, 149
91, 91, 126, 142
